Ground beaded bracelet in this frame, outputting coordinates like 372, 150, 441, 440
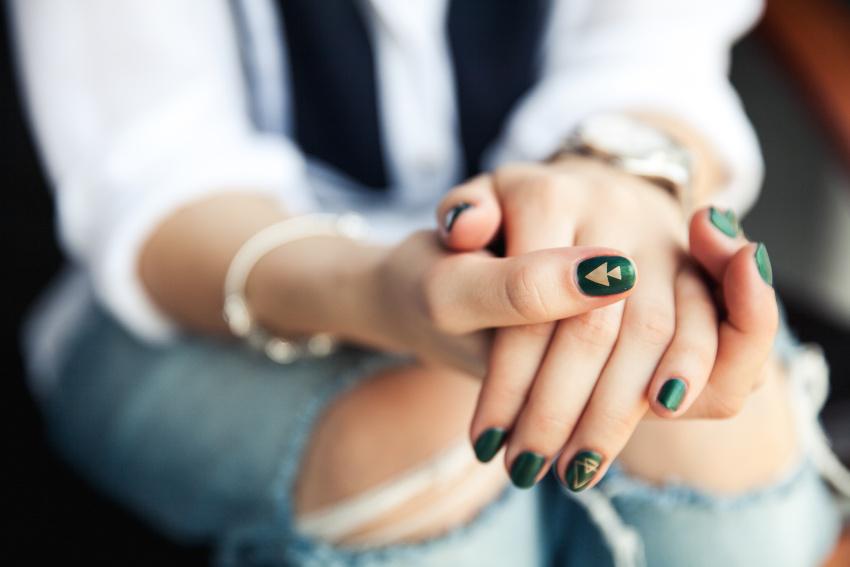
222, 212, 367, 363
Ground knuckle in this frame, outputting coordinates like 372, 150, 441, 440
606, 182, 640, 207
585, 177, 637, 211
512, 323, 554, 339
493, 164, 524, 184
499, 173, 564, 210
705, 390, 745, 419
493, 164, 543, 193
625, 305, 675, 348
520, 175, 565, 208
689, 343, 718, 371
675, 342, 716, 372
487, 376, 532, 408
524, 409, 574, 438
677, 268, 712, 301
525, 174, 560, 195
596, 405, 636, 440
566, 309, 620, 349
504, 262, 551, 322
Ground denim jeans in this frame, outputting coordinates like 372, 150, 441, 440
39, 305, 843, 566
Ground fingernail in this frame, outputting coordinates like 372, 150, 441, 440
709, 207, 740, 237
577, 256, 636, 296
444, 202, 472, 232
564, 450, 603, 492
754, 243, 773, 286
473, 428, 506, 463
657, 377, 687, 412
510, 451, 546, 489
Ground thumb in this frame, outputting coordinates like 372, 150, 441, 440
437, 174, 502, 251
689, 206, 748, 282
429, 247, 638, 333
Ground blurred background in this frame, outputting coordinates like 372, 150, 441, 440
3, 1, 848, 564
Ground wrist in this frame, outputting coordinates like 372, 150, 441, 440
550, 111, 726, 214
247, 235, 390, 346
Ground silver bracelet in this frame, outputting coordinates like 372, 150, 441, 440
223, 212, 368, 364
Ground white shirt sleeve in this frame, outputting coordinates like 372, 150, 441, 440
488, 0, 765, 215
11, 0, 317, 342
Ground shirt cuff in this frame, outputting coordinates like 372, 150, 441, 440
62, 134, 315, 344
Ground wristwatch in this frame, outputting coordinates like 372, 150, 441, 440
553, 113, 693, 207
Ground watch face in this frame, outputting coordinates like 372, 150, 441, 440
581, 114, 672, 158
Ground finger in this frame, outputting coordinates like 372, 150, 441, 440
437, 175, 502, 251
469, 166, 582, 468
687, 242, 778, 418
647, 267, 719, 418
469, 323, 554, 465
556, 260, 677, 492
498, 303, 624, 485
428, 248, 638, 334
689, 206, 747, 281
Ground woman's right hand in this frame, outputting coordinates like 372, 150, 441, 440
365, 230, 637, 378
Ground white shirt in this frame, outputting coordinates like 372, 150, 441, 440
11, 0, 764, 394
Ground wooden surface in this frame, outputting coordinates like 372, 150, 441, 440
823, 528, 850, 567
760, 0, 850, 171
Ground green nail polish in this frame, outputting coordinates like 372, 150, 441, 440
577, 256, 636, 296
755, 243, 773, 286
709, 207, 740, 237
657, 378, 687, 412
510, 452, 545, 489
444, 202, 472, 232
473, 428, 506, 463
565, 450, 603, 492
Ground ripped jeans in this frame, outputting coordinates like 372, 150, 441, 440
37, 305, 847, 566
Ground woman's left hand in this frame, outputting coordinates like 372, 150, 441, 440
436, 156, 779, 490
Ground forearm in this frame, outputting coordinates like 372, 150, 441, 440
139, 193, 387, 345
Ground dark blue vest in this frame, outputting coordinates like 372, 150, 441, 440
238, 0, 551, 191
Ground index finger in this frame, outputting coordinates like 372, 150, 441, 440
427, 247, 638, 334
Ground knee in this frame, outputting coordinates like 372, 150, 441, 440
609, 463, 841, 567
293, 364, 508, 546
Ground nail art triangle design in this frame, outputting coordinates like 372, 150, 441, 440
571, 457, 599, 490
584, 263, 622, 287
566, 451, 603, 492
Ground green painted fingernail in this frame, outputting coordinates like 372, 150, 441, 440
444, 202, 472, 232
473, 428, 506, 463
577, 256, 636, 296
709, 207, 740, 237
510, 452, 546, 489
565, 450, 603, 492
657, 378, 687, 412
755, 243, 773, 286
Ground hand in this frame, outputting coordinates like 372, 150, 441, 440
437, 157, 778, 490
364, 230, 637, 378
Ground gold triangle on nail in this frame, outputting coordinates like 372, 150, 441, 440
585, 262, 610, 286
